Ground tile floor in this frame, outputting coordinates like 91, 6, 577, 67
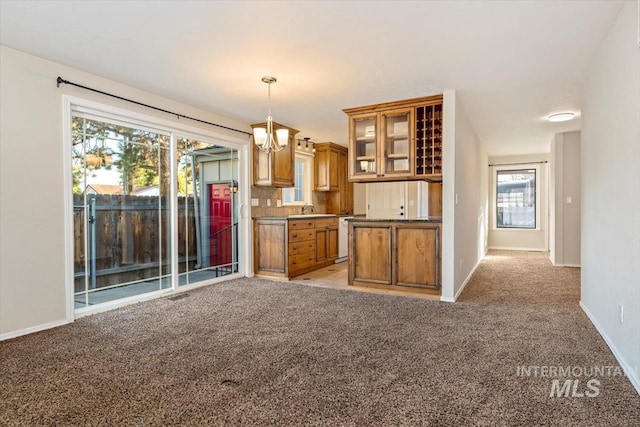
288, 260, 441, 301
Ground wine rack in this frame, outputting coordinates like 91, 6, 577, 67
415, 103, 443, 177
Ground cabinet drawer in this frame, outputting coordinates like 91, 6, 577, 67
314, 218, 338, 229
289, 229, 315, 242
289, 252, 316, 271
289, 220, 315, 231
289, 240, 315, 255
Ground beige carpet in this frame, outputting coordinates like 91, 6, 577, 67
1, 251, 638, 426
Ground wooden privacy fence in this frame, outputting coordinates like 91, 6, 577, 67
73, 194, 197, 292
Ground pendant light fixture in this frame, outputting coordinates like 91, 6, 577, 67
253, 76, 289, 153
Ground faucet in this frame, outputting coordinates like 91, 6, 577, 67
301, 203, 315, 215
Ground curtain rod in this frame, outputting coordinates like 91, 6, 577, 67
56, 77, 252, 137
488, 160, 548, 167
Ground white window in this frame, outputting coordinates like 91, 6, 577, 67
495, 168, 537, 229
282, 153, 313, 205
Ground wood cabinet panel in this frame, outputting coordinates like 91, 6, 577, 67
289, 240, 315, 255
352, 226, 391, 284
315, 229, 328, 262
328, 228, 339, 259
396, 226, 438, 288
289, 229, 315, 243
315, 143, 342, 192
324, 145, 353, 214
255, 221, 286, 273
289, 252, 316, 272
289, 220, 315, 231
428, 182, 443, 217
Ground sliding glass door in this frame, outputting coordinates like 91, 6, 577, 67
72, 116, 172, 308
71, 111, 243, 311
176, 138, 239, 286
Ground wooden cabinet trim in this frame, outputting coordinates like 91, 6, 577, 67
343, 94, 443, 115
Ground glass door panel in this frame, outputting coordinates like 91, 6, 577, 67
72, 116, 171, 309
177, 139, 240, 286
381, 109, 412, 176
352, 114, 377, 176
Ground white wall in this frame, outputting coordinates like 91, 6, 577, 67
487, 154, 550, 251
580, 0, 640, 393
0, 46, 250, 338
441, 90, 489, 301
550, 131, 581, 266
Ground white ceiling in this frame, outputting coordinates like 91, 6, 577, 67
0, 1, 623, 155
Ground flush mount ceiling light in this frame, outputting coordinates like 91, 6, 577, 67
547, 112, 575, 122
253, 76, 289, 153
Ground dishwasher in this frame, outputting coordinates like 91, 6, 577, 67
337, 216, 353, 263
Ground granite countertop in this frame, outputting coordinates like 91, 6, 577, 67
346, 216, 442, 223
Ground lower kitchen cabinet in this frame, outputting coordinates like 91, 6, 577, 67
254, 216, 339, 279
254, 219, 287, 273
352, 225, 392, 284
348, 218, 441, 295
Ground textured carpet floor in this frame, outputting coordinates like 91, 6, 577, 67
1, 252, 638, 426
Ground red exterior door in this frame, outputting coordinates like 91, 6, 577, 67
208, 183, 232, 267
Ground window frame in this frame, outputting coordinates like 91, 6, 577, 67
492, 164, 540, 231
282, 151, 314, 206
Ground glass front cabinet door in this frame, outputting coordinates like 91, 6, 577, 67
350, 113, 378, 179
380, 108, 413, 177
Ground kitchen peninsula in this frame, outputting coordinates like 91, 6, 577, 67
347, 217, 442, 295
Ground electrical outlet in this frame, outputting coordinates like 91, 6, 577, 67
276, 200, 282, 207
251, 198, 259, 207
455, 194, 459, 205
619, 303, 624, 324
266, 199, 271, 207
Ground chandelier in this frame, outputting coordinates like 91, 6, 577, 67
253, 76, 289, 153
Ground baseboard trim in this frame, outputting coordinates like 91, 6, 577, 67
440, 248, 486, 303
1, 318, 70, 342
554, 263, 581, 268
488, 246, 548, 252
580, 301, 640, 395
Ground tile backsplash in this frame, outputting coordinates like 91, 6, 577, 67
251, 186, 327, 217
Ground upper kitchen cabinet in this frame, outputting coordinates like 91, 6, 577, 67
344, 95, 443, 183
314, 142, 342, 191
317, 143, 353, 214
251, 122, 299, 187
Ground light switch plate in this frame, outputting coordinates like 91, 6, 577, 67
251, 198, 259, 207
266, 199, 271, 207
